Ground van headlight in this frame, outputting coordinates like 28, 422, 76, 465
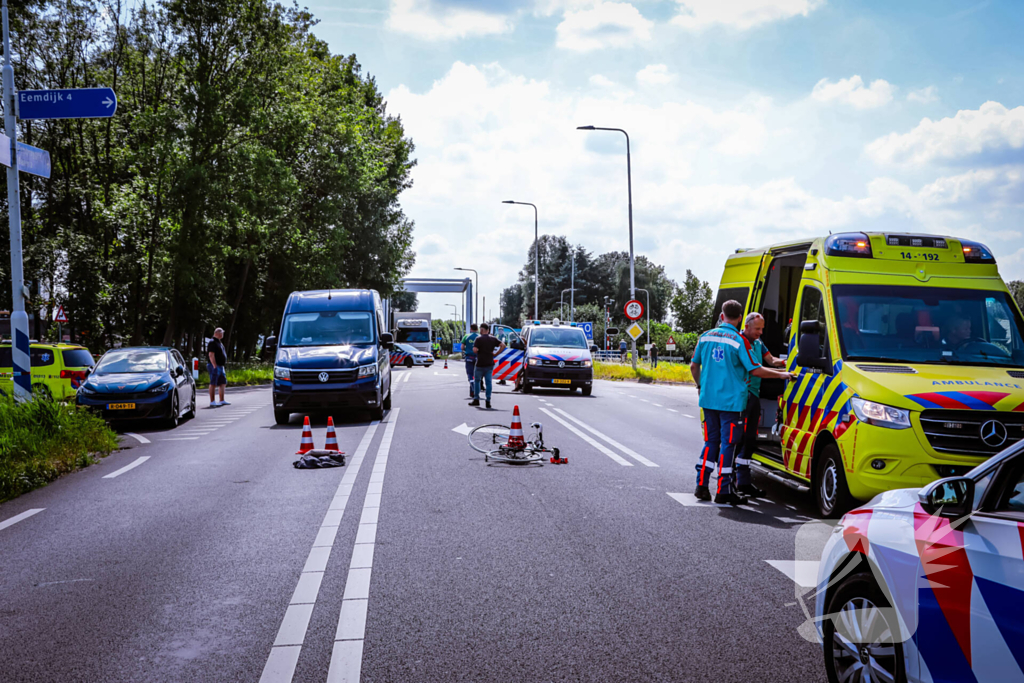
582, 359, 592, 368
358, 364, 377, 378
528, 358, 541, 366
274, 366, 290, 380
851, 397, 911, 430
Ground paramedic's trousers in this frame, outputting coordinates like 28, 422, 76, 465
695, 409, 743, 495
738, 392, 761, 487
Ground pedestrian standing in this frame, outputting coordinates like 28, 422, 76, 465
689, 301, 793, 504
651, 343, 659, 369
207, 327, 229, 407
461, 323, 479, 399
471, 323, 505, 409
619, 339, 628, 362
737, 312, 787, 498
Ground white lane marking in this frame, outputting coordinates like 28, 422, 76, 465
554, 409, 658, 467
160, 437, 200, 441
260, 418, 382, 683
653, 403, 663, 407
667, 409, 678, 413
124, 432, 150, 444
667, 492, 732, 508
327, 409, 401, 683
538, 408, 632, 467
683, 414, 696, 419
765, 560, 820, 589
103, 456, 150, 478
0, 508, 45, 532
627, 395, 636, 398
640, 399, 649, 403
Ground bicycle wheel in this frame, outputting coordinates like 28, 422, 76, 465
469, 423, 511, 453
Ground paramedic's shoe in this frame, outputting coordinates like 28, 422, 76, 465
694, 485, 711, 501
714, 492, 748, 506
737, 483, 766, 498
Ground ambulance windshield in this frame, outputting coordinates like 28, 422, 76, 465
833, 284, 1024, 367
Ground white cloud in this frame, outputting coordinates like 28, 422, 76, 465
672, 0, 825, 30
636, 64, 676, 86
589, 74, 617, 88
811, 75, 894, 109
906, 85, 938, 104
867, 101, 1024, 167
555, 1, 653, 52
386, 0, 513, 40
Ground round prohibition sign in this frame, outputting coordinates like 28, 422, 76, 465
624, 299, 644, 321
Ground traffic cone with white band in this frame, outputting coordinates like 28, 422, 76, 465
444, 357, 448, 369
296, 416, 315, 454
324, 417, 341, 453
507, 405, 526, 448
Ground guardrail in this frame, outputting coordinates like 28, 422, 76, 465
592, 351, 689, 364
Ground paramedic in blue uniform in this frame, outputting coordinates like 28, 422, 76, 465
737, 312, 787, 498
690, 300, 794, 504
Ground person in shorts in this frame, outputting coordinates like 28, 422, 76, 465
207, 328, 229, 407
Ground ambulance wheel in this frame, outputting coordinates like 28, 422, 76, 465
404, 358, 413, 368
274, 409, 291, 425
823, 573, 906, 683
522, 383, 533, 394
816, 443, 854, 518
581, 386, 592, 397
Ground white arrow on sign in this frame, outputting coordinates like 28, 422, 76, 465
102, 97, 114, 108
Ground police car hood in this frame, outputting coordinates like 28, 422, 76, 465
841, 361, 1024, 412
527, 347, 591, 362
89, 372, 166, 392
277, 345, 375, 369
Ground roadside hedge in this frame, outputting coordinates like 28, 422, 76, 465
0, 397, 119, 503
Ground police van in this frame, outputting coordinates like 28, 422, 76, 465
509, 320, 594, 395
716, 232, 1024, 516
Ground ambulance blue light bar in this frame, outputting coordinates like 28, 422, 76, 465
824, 232, 873, 258
961, 239, 996, 263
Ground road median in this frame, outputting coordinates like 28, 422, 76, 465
197, 363, 274, 387
0, 397, 119, 502
593, 360, 694, 385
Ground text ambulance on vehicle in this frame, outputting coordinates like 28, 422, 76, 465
715, 231, 1024, 517
509, 320, 594, 395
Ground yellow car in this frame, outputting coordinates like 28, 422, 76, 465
0, 343, 96, 400
714, 231, 1024, 516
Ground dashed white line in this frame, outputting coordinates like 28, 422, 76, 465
683, 414, 696, 419
667, 409, 678, 413
124, 432, 150, 444
554, 409, 658, 467
640, 399, 649, 403
161, 437, 200, 441
326, 409, 400, 683
103, 456, 150, 479
538, 408, 632, 467
259, 416, 382, 683
653, 403, 663, 407
765, 560, 820, 588
0, 508, 44, 532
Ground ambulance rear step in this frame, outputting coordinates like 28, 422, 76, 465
751, 461, 810, 493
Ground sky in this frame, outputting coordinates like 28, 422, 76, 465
309, 0, 1024, 322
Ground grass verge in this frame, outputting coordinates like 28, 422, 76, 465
594, 361, 693, 384
198, 363, 274, 387
0, 397, 120, 503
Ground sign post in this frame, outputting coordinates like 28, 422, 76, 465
53, 305, 68, 343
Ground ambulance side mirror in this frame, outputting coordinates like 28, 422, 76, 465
796, 320, 829, 372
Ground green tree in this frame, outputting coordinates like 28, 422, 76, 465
671, 270, 714, 334
1009, 281, 1024, 311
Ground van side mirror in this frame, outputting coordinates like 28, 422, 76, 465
380, 332, 394, 349
510, 339, 525, 351
590, 345, 599, 353
265, 335, 277, 351
918, 477, 974, 518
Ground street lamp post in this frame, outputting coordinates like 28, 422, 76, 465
636, 287, 650, 361
454, 267, 478, 326
578, 125, 636, 370
560, 288, 575, 320
502, 200, 539, 320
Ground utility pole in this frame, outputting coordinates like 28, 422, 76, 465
570, 249, 575, 323
3, 0, 30, 402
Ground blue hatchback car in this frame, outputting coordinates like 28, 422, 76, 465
267, 290, 394, 425
76, 347, 196, 427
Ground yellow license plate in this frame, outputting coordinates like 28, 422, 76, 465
552, 379, 572, 385
108, 403, 136, 410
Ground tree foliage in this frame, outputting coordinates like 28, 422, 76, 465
0, 0, 416, 359
671, 269, 714, 335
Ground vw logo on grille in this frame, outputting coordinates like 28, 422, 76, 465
318, 372, 330, 383
980, 419, 1008, 448
558, 361, 565, 368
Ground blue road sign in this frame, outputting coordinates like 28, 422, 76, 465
16, 142, 51, 179
18, 88, 117, 120
580, 322, 594, 340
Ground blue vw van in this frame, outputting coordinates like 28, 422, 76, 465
267, 290, 394, 425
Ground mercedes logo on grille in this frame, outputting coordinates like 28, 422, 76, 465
318, 372, 330, 383
558, 361, 565, 368
980, 419, 1008, 448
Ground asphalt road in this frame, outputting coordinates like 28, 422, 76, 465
0, 367, 829, 682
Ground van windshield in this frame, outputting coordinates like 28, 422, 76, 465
281, 311, 374, 347
396, 329, 430, 344
833, 284, 1024, 367
528, 328, 588, 349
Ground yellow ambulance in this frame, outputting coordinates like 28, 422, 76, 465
715, 232, 1024, 516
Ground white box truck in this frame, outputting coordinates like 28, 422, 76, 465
394, 312, 433, 355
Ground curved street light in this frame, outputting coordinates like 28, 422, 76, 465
502, 200, 539, 319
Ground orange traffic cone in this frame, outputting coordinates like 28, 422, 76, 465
444, 357, 448, 369
296, 416, 315, 454
324, 417, 342, 453
507, 405, 526, 448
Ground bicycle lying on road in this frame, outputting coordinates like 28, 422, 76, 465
467, 420, 565, 465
